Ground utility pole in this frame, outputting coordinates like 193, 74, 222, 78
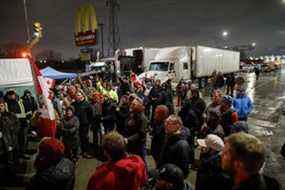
106, 0, 120, 56
99, 23, 104, 56
23, 0, 31, 43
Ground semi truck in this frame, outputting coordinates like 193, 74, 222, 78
89, 47, 160, 79
138, 46, 240, 85
120, 47, 160, 75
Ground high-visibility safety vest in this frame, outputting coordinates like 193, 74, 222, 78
6, 100, 26, 119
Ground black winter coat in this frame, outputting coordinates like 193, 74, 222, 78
26, 158, 75, 190
179, 101, 200, 131
189, 97, 206, 127
115, 104, 129, 136
21, 96, 38, 113
126, 112, 148, 158
232, 174, 280, 190
158, 134, 191, 178
149, 87, 162, 106
151, 122, 165, 163
0, 111, 20, 171
72, 100, 93, 127
102, 101, 117, 131
195, 153, 233, 190
0, 112, 19, 155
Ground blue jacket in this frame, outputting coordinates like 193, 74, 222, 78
233, 94, 253, 119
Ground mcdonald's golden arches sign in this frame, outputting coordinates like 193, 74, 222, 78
75, 3, 98, 46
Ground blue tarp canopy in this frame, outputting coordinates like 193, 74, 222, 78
40, 66, 77, 80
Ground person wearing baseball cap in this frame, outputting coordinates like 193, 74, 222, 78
157, 115, 191, 178
195, 134, 233, 190
197, 134, 225, 152
155, 164, 193, 190
220, 95, 239, 136
27, 138, 75, 190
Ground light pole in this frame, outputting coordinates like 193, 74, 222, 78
99, 23, 104, 56
23, 0, 31, 43
221, 30, 229, 48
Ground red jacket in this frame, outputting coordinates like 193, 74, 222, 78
87, 155, 147, 190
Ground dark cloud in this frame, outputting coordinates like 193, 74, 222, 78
0, 0, 285, 58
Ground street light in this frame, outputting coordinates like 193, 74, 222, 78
222, 31, 229, 38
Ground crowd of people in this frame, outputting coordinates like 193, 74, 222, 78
0, 71, 280, 190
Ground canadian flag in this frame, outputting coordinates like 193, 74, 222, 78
31, 60, 57, 138
44, 77, 55, 89
130, 72, 143, 87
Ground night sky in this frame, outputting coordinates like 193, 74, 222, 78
1, 0, 285, 58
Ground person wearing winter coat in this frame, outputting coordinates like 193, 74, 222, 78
155, 164, 193, 190
196, 134, 233, 190
202, 109, 225, 138
87, 132, 147, 190
117, 77, 132, 98
162, 81, 174, 114
220, 96, 239, 136
205, 89, 223, 119
102, 98, 117, 133
149, 79, 162, 119
233, 89, 253, 121
21, 89, 38, 117
221, 133, 280, 190
5, 90, 30, 159
179, 99, 200, 132
188, 88, 206, 131
125, 99, 148, 161
176, 80, 187, 107
158, 115, 191, 178
225, 73, 235, 96
116, 95, 129, 136
71, 91, 93, 158
178, 99, 200, 161
26, 138, 75, 190
62, 107, 81, 162
105, 82, 119, 103
151, 105, 169, 164
214, 72, 225, 89
0, 99, 20, 184
90, 91, 104, 154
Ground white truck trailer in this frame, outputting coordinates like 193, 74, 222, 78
138, 46, 240, 84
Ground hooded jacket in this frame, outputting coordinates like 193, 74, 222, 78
233, 91, 253, 119
158, 134, 191, 178
26, 158, 75, 190
87, 155, 147, 190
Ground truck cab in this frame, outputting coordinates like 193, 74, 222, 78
138, 47, 191, 85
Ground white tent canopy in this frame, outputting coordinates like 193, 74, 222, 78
0, 58, 34, 88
